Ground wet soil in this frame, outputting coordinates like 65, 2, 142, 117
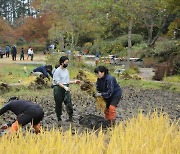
1, 86, 180, 132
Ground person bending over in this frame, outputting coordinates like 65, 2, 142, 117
32, 65, 53, 80
0, 97, 44, 134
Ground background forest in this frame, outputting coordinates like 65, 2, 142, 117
0, 0, 180, 79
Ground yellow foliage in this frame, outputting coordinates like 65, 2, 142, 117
0, 112, 179, 154
96, 96, 106, 112
22, 76, 37, 86
83, 70, 97, 83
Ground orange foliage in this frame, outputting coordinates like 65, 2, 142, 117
31, 0, 41, 9
15, 12, 58, 43
0, 17, 15, 45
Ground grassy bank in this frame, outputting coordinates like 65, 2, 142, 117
0, 64, 40, 83
118, 79, 180, 93
0, 62, 180, 93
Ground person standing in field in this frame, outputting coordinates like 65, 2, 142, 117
52, 56, 80, 124
30, 48, 34, 61
11, 45, 17, 61
27, 47, 31, 60
94, 66, 122, 125
20, 48, 24, 60
95, 51, 100, 66
27, 47, 34, 60
5, 45, 11, 58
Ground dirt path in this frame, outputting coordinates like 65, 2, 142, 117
0, 54, 46, 65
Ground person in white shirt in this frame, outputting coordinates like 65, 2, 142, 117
27, 47, 31, 60
30, 48, 34, 61
27, 47, 34, 61
52, 56, 80, 124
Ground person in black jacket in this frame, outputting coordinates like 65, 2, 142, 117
0, 97, 44, 134
11, 45, 17, 61
20, 48, 24, 60
94, 66, 122, 124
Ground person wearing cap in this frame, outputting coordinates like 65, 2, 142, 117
94, 66, 122, 124
0, 97, 44, 134
52, 56, 80, 124
32, 65, 53, 80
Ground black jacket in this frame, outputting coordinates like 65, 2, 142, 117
0, 100, 43, 116
96, 74, 122, 99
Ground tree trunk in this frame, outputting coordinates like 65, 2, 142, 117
148, 16, 168, 47
147, 22, 153, 45
126, 19, 132, 69
71, 29, 74, 51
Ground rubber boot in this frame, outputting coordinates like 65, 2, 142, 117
33, 123, 41, 134
10, 120, 19, 133
105, 105, 116, 126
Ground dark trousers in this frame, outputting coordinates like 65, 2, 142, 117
6, 52, 9, 57
104, 95, 121, 108
31, 54, 33, 61
53, 86, 73, 121
17, 105, 44, 126
20, 54, 24, 60
12, 54, 16, 61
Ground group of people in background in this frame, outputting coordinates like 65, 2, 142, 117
5, 45, 34, 61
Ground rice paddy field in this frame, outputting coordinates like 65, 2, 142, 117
0, 57, 179, 154
0, 112, 179, 154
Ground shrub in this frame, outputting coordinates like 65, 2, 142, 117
153, 62, 174, 81
16, 37, 27, 46
163, 75, 180, 82
173, 55, 180, 74
143, 58, 157, 68
32, 44, 46, 53
116, 34, 143, 47
124, 65, 139, 75
154, 40, 179, 60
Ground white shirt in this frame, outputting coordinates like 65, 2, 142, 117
28, 48, 34, 54
52, 67, 69, 85
28, 48, 31, 54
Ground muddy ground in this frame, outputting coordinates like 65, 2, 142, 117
1, 86, 180, 132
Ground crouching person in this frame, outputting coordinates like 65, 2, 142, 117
94, 66, 122, 125
0, 97, 44, 134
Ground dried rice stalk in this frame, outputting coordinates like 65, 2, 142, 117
76, 70, 106, 112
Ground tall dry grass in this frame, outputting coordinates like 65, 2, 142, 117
0, 112, 179, 154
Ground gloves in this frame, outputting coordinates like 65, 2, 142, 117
75, 80, 81, 84
1, 124, 8, 130
64, 86, 69, 91
95, 92, 101, 97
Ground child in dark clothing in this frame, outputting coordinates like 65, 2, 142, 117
20, 48, 24, 60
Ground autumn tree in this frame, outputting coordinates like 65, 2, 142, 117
0, 17, 15, 44
140, 0, 178, 46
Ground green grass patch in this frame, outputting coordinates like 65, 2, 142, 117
163, 75, 180, 83
118, 79, 180, 93
0, 64, 41, 83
